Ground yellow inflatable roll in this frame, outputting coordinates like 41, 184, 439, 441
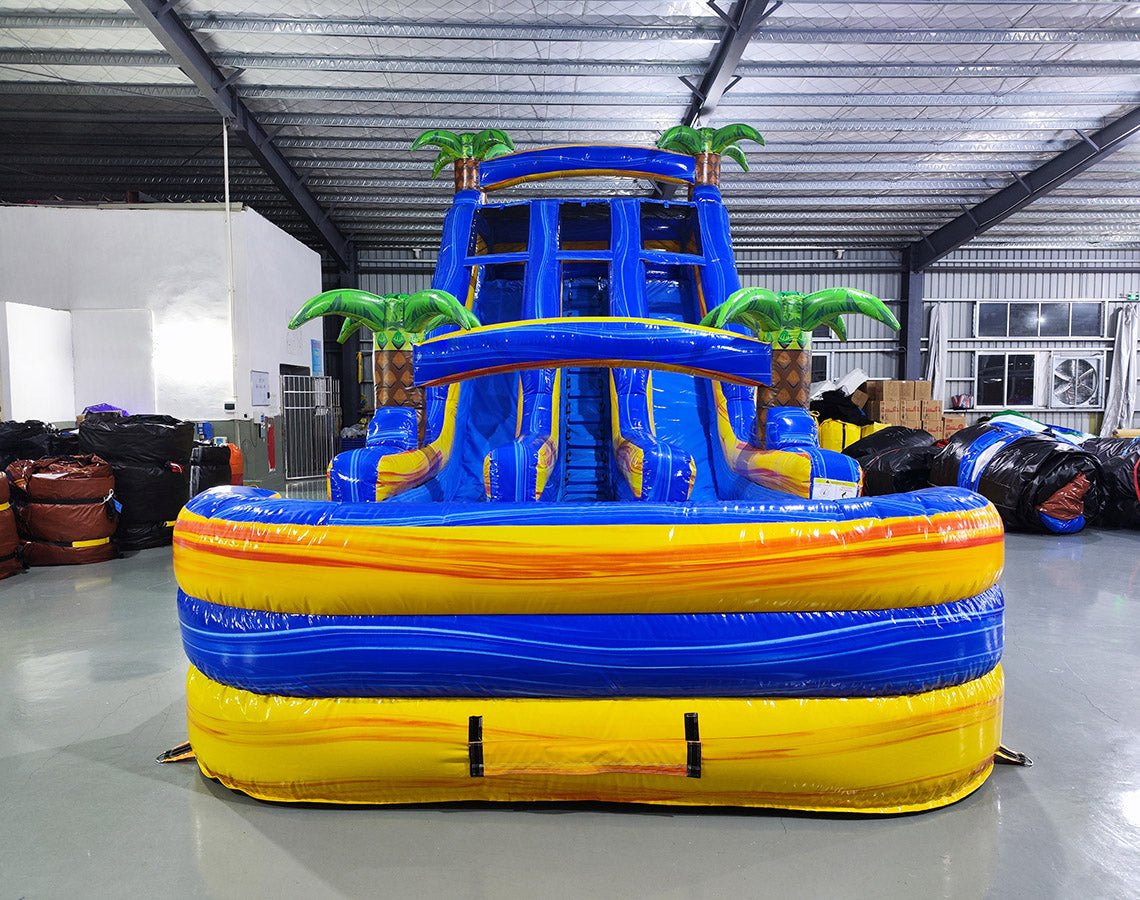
187, 666, 1004, 813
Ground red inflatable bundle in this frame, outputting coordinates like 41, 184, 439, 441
0, 472, 22, 578
6, 455, 118, 566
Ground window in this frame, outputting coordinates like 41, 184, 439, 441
559, 202, 610, 251
640, 201, 701, 254
470, 203, 529, 255
976, 352, 1037, 408
811, 353, 829, 384
975, 301, 1103, 338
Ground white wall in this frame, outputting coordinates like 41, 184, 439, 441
233, 209, 323, 417
2, 303, 75, 422
71, 308, 157, 415
0, 204, 322, 423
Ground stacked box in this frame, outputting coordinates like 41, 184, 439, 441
922, 400, 945, 436
902, 400, 922, 429
943, 414, 968, 437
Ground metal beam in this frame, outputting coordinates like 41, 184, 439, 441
4, 81, 1139, 110
908, 105, 1140, 269
682, 1, 782, 125
121, 0, 351, 269
7, 12, 1140, 44
6, 48, 1138, 79
898, 251, 925, 379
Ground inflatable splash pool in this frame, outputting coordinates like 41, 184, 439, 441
172, 133, 1011, 812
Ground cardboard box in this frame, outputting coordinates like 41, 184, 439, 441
902, 412, 922, 429
902, 400, 922, 418
943, 414, 967, 437
912, 380, 933, 402
867, 401, 900, 424
925, 419, 945, 440
921, 399, 943, 417
849, 388, 869, 410
863, 380, 885, 400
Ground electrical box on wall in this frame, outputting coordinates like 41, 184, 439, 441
250, 370, 270, 407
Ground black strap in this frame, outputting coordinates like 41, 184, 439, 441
685, 712, 702, 779
468, 715, 484, 777
10, 487, 114, 506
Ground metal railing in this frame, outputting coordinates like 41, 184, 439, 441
281, 374, 341, 480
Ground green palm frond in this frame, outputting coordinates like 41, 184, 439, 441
711, 123, 765, 153
479, 141, 514, 161
288, 289, 393, 333
411, 129, 464, 155
656, 125, 702, 155
472, 128, 515, 158
430, 152, 453, 179
700, 287, 786, 335
336, 315, 371, 344
800, 288, 900, 332
819, 315, 848, 342
402, 289, 481, 332
721, 144, 749, 172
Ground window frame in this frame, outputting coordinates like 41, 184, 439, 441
973, 350, 1048, 410
973, 300, 1105, 340
810, 351, 829, 384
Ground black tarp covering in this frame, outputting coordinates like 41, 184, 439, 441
931, 423, 1104, 533
844, 426, 936, 496
809, 390, 871, 426
190, 444, 233, 496
78, 416, 194, 548
1082, 437, 1140, 528
0, 421, 54, 470
116, 522, 176, 552
78, 415, 194, 466
111, 463, 189, 526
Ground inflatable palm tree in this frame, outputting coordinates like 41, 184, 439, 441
411, 128, 515, 191
702, 287, 900, 431
656, 124, 765, 185
289, 289, 479, 415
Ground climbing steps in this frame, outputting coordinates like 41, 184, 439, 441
560, 275, 615, 501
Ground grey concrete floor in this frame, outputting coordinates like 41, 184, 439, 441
1, 530, 1138, 899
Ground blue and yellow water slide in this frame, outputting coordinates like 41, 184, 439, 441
173, 146, 1011, 812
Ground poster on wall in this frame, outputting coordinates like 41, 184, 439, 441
311, 339, 323, 376
250, 370, 270, 407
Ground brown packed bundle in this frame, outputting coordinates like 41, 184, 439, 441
6, 455, 118, 566
0, 472, 22, 578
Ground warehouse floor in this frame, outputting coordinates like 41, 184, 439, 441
1, 527, 1138, 898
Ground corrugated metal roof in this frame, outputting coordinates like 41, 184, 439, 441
1, 0, 1138, 262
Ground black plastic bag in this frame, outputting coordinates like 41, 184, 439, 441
190, 444, 233, 496
0, 420, 55, 469
111, 462, 190, 526
116, 521, 175, 551
1082, 437, 1140, 528
809, 390, 871, 426
844, 426, 936, 496
931, 424, 1103, 533
79, 415, 195, 466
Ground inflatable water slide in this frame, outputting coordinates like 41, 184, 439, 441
172, 134, 1013, 812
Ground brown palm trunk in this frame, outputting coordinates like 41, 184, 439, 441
375, 348, 425, 442
454, 158, 478, 192
694, 152, 721, 186
756, 348, 811, 446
